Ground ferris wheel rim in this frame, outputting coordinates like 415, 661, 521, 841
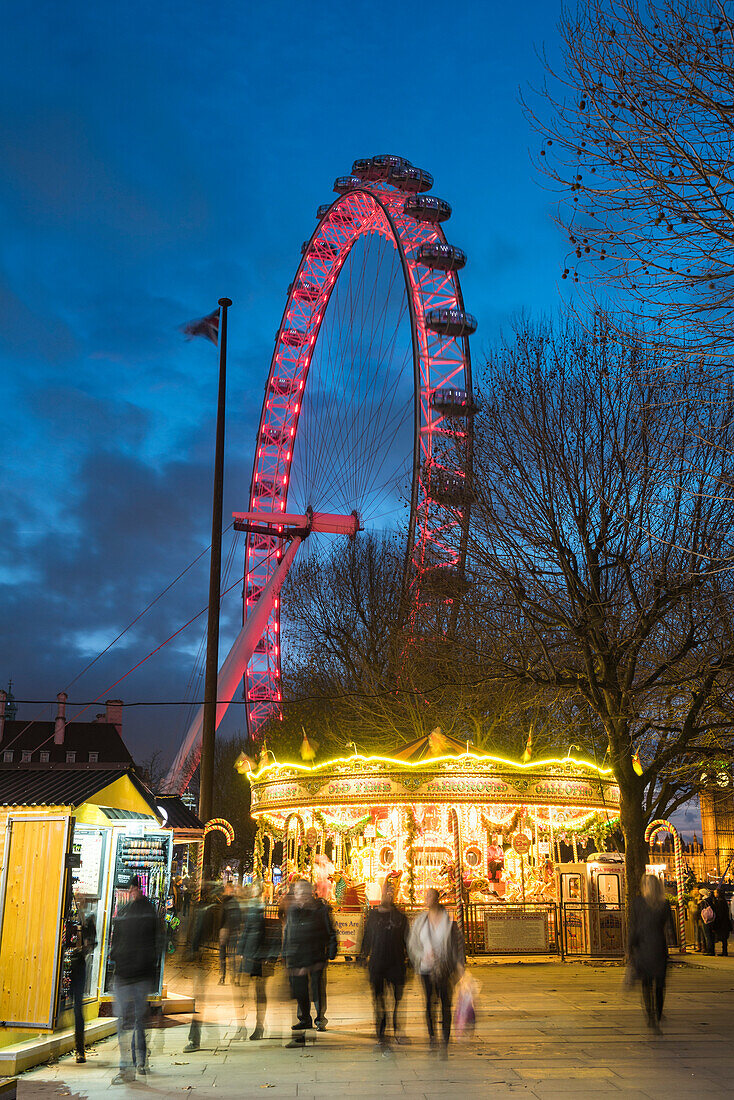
244, 166, 475, 739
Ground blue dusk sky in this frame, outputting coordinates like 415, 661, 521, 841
0, 0, 700, 834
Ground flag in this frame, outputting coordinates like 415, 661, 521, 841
300, 731, 317, 761
428, 726, 450, 755
182, 307, 220, 345
521, 728, 533, 763
234, 751, 255, 774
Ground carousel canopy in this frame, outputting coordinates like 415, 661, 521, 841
246, 740, 620, 819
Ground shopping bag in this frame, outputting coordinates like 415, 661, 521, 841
453, 972, 477, 1036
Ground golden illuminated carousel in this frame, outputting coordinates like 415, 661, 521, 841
246, 733, 620, 908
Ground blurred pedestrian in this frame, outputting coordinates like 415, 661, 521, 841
408, 888, 464, 1058
237, 881, 281, 1039
181, 874, 193, 916
68, 892, 97, 1063
282, 879, 335, 1047
109, 876, 162, 1083
184, 888, 218, 1053
687, 886, 704, 952
711, 885, 732, 956
698, 889, 716, 955
628, 873, 675, 1034
218, 882, 240, 984
313, 890, 337, 1030
359, 878, 409, 1051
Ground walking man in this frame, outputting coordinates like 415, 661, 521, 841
109, 876, 162, 1083
359, 878, 409, 1051
282, 880, 335, 1046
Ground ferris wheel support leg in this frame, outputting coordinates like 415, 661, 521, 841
163, 534, 305, 794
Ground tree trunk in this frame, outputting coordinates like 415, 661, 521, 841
618, 780, 648, 925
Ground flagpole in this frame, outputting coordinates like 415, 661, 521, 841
199, 297, 231, 874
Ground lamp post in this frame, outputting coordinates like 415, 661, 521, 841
199, 297, 232, 872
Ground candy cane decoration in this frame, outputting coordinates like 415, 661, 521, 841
645, 819, 686, 953
449, 806, 464, 938
197, 818, 235, 898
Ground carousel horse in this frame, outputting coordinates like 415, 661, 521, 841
333, 869, 366, 908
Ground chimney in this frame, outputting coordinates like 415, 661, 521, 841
105, 699, 123, 730
0, 690, 6, 745
54, 692, 68, 745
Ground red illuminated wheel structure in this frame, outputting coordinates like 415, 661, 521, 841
243, 155, 477, 738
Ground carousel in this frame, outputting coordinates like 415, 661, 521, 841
246, 733, 621, 910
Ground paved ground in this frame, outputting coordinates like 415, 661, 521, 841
16, 954, 734, 1099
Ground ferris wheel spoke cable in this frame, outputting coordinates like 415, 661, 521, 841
349, 308, 413, 508
300, 240, 410, 518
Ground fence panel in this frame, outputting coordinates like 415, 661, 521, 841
561, 902, 626, 958
464, 901, 559, 956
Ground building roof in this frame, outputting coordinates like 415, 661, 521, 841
0, 765, 158, 812
0, 718, 133, 767
154, 795, 204, 831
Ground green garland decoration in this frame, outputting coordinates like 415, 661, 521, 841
481, 809, 522, 836
253, 819, 265, 879
314, 810, 371, 841
259, 815, 285, 841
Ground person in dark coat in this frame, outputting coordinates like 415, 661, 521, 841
282, 879, 336, 1046
109, 876, 162, 1082
628, 873, 675, 1034
359, 878, 410, 1050
711, 885, 732, 956
218, 882, 241, 984
68, 892, 97, 1063
237, 882, 280, 1039
698, 889, 716, 955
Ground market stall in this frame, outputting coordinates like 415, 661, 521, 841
0, 767, 175, 1047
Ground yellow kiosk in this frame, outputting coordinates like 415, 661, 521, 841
0, 766, 174, 1071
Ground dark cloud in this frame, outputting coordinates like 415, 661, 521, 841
1, 0, 573, 768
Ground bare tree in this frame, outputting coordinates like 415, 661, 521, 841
136, 750, 166, 791
466, 318, 734, 908
271, 531, 535, 759
528, 0, 734, 356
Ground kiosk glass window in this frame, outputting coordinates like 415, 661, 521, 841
103, 828, 171, 993
597, 872, 621, 907
59, 828, 109, 1011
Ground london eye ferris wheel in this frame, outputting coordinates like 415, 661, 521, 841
167, 153, 477, 791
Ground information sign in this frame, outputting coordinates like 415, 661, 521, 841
512, 832, 531, 855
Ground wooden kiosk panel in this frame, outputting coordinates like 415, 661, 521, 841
0, 814, 71, 1028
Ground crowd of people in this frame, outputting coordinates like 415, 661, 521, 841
80, 869, 731, 1082
687, 884, 733, 957
98, 877, 466, 1082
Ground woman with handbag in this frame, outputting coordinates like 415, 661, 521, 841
698, 890, 716, 956
408, 888, 464, 1058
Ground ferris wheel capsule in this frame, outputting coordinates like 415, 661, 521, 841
333, 175, 362, 194
425, 307, 478, 337
403, 195, 452, 223
416, 242, 466, 271
387, 164, 433, 192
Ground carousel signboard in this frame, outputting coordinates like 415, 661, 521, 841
249, 754, 620, 814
